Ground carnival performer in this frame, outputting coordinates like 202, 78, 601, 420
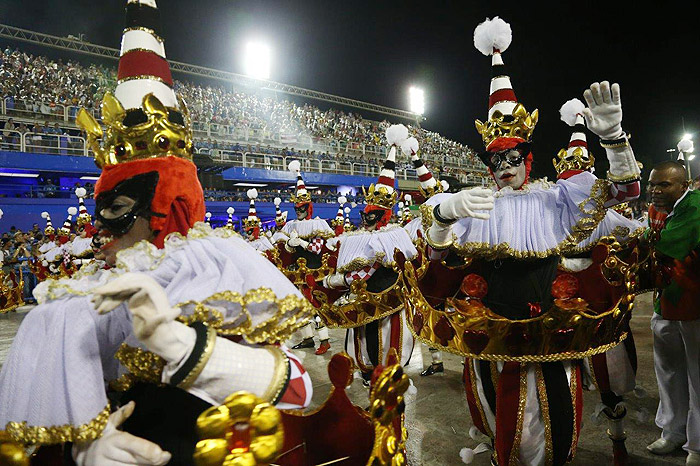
70, 187, 98, 262
282, 161, 335, 352
330, 196, 347, 236
270, 197, 289, 244
318, 124, 418, 384
0, 2, 313, 465
418, 17, 641, 466
343, 206, 354, 232
242, 188, 274, 253
554, 98, 644, 464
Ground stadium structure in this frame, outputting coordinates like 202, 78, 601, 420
0, 24, 488, 231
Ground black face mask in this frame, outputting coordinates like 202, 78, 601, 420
479, 142, 531, 171
295, 204, 309, 219
360, 209, 385, 228
95, 172, 161, 236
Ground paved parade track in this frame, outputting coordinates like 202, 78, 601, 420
0, 294, 687, 465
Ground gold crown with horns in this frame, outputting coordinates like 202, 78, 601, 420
243, 217, 262, 229
77, 92, 193, 168
419, 181, 444, 200
475, 103, 539, 147
553, 146, 595, 176
362, 184, 398, 210
290, 190, 312, 205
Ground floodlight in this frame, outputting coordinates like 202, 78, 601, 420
243, 42, 271, 79
683, 133, 693, 141
409, 87, 425, 115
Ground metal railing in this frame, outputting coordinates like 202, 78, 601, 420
1, 99, 487, 180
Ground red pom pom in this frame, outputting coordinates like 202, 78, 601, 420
551, 273, 579, 299
461, 274, 488, 299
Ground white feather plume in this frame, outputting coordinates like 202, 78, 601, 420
205, 212, 212, 219
398, 201, 405, 209
227, 207, 235, 215
678, 138, 694, 153
67, 207, 78, 216
247, 188, 258, 199
337, 196, 347, 204
41, 211, 50, 219
473, 17, 512, 56
404, 193, 412, 202
0, 208, 3, 220
288, 160, 301, 173
559, 98, 586, 127
400, 136, 419, 156
75, 187, 87, 198
440, 180, 450, 191
344, 207, 351, 214
274, 197, 282, 206
385, 124, 409, 146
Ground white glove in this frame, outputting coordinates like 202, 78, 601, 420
72, 402, 171, 466
286, 231, 310, 249
322, 272, 347, 289
92, 273, 193, 364
582, 81, 623, 140
437, 188, 494, 221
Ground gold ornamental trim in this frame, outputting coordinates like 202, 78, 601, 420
176, 288, 314, 344
400, 236, 638, 361
122, 26, 164, 44
606, 171, 641, 184
178, 325, 218, 390
261, 346, 291, 404
336, 253, 386, 274
5, 405, 110, 446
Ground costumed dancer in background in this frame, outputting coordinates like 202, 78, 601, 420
283, 160, 335, 352
330, 196, 347, 236
70, 186, 98, 264
421, 17, 641, 465
0, 2, 313, 464
320, 124, 418, 385
243, 188, 274, 253
554, 98, 644, 464
271, 196, 289, 244
343, 206, 354, 232
400, 136, 451, 377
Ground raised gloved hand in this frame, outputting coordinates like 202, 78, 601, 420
582, 81, 623, 140
437, 187, 494, 221
322, 272, 348, 289
92, 273, 193, 364
73, 402, 171, 466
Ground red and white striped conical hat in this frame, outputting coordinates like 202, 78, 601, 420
116, 0, 178, 112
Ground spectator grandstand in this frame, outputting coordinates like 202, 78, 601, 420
0, 46, 487, 186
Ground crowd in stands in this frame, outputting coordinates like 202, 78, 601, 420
202, 186, 365, 204
1, 46, 483, 180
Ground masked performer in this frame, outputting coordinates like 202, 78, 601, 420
317, 125, 418, 384
0, 3, 313, 465
412, 17, 641, 466
243, 188, 274, 253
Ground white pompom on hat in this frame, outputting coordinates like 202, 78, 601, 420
385, 124, 409, 146
473, 16, 512, 56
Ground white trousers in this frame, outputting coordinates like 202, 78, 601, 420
651, 313, 700, 452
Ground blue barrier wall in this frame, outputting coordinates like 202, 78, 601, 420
0, 198, 365, 232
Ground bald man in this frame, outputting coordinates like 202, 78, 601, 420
646, 161, 700, 466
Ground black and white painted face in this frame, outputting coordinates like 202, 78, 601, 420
295, 204, 309, 220
360, 208, 385, 231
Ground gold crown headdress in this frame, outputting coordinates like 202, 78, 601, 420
473, 17, 538, 149
553, 98, 594, 176
288, 160, 312, 204
76, 0, 192, 169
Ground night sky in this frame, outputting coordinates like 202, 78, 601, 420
2, 0, 699, 181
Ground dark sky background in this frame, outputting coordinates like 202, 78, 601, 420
2, 0, 699, 181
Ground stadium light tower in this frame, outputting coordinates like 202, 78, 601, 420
243, 41, 271, 80
409, 86, 425, 116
